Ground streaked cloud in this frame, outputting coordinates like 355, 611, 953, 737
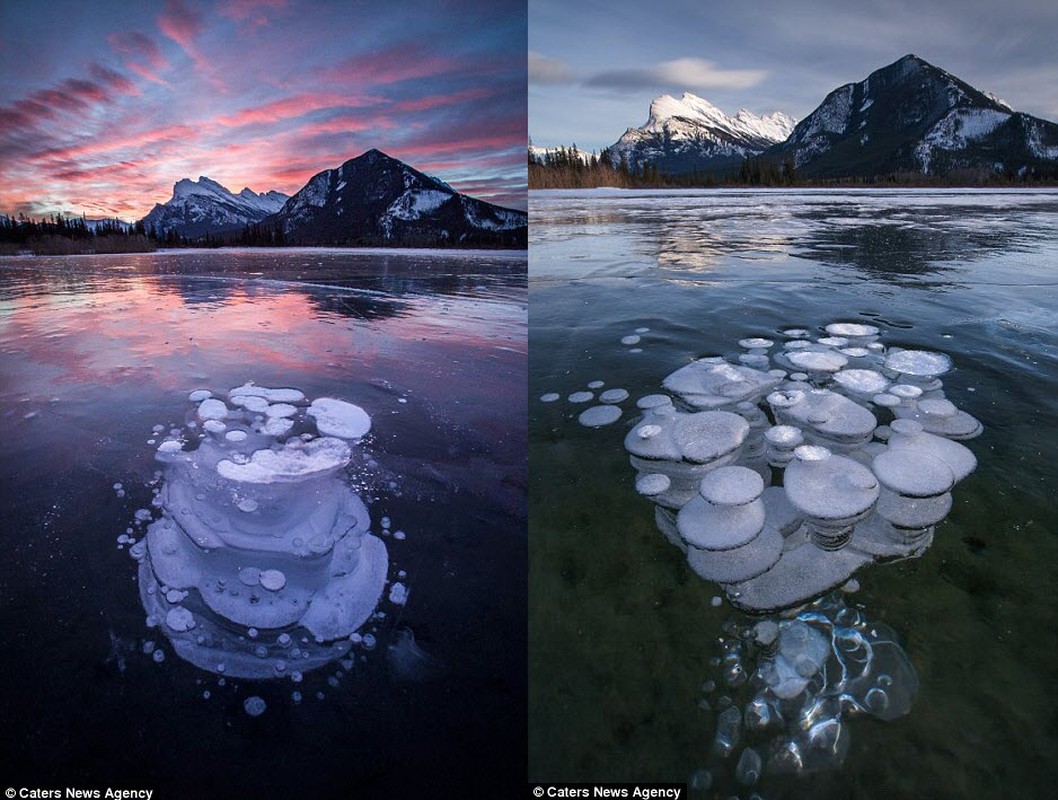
586, 58, 768, 92
529, 51, 575, 85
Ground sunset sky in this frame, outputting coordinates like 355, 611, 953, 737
0, 0, 527, 220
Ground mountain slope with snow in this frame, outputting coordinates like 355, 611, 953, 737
608, 93, 796, 175
142, 177, 287, 238
266, 149, 526, 248
769, 54, 1058, 178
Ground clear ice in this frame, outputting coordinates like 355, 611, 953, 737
130, 384, 389, 679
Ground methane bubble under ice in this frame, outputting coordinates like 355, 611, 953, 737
131, 384, 388, 680
540, 321, 985, 782
620, 324, 982, 614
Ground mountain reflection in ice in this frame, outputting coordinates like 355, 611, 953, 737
131, 384, 388, 679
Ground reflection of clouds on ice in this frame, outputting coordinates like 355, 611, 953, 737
128, 383, 400, 688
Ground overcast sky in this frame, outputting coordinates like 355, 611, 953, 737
530, 0, 1058, 152
0, 0, 526, 220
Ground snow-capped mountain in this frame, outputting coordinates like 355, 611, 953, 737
769, 54, 1058, 178
608, 93, 796, 174
142, 177, 288, 238
266, 149, 526, 248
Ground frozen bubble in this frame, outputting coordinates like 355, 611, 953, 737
393, 530, 406, 540
188, 390, 212, 402
578, 405, 622, 427
711, 596, 723, 607
238, 567, 261, 586
788, 351, 848, 372
217, 437, 351, 483
699, 466, 763, 507
826, 322, 880, 338
152, 649, 166, 663
259, 569, 286, 591
635, 327, 650, 334
568, 391, 594, 404
362, 634, 377, 650
266, 403, 298, 418
739, 337, 774, 349
621, 334, 641, 345
197, 398, 228, 420
599, 388, 629, 403
713, 706, 742, 758
736, 747, 762, 786
165, 607, 195, 632
817, 336, 849, 347
292, 691, 302, 703
884, 350, 952, 377
243, 696, 267, 717
164, 588, 186, 603
225, 430, 248, 442
889, 384, 923, 399
764, 425, 803, 446
587, 380, 605, 389
635, 473, 671, 496
388, 582, 408, 605
636, 394, 672, 409
790, 372, 809, 381
134, 508, 152, 522
230, 384, 305, 403
307, 397, 371, 439
873, 393, 901, 408
277, 633, 291, 646
539, 392, 560, 403
839, 347, 870, 357
203, 419, 226, 434
156, 440, 182, 454
832, 369, 889, 395
783, 328, 811, 338
381, 516, 391, 528
237, 498, 259, 513
113, 482, 123, 491
636, 424, 662, 439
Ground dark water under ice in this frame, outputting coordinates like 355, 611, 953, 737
528, 189, 1058, 798
0, 247, 526, 797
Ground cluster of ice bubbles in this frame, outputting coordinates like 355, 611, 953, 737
126, 383, 403, 701
539, 321, 984, 787
691, 591, 918, 793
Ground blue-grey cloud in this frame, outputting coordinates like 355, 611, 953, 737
585, 58, 767, 92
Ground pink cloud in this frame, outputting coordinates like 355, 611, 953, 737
390, 87, 493, 113
108, 31, 170, 85
158, 0, 202, 51
215, 92, 363, 128
319, 43, 460, 87
220, 0, 288, 26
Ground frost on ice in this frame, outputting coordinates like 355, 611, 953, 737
131, 384, 391, 680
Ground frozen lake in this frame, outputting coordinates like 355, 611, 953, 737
0, 248, 526, 795
529, 189, 1058, 797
